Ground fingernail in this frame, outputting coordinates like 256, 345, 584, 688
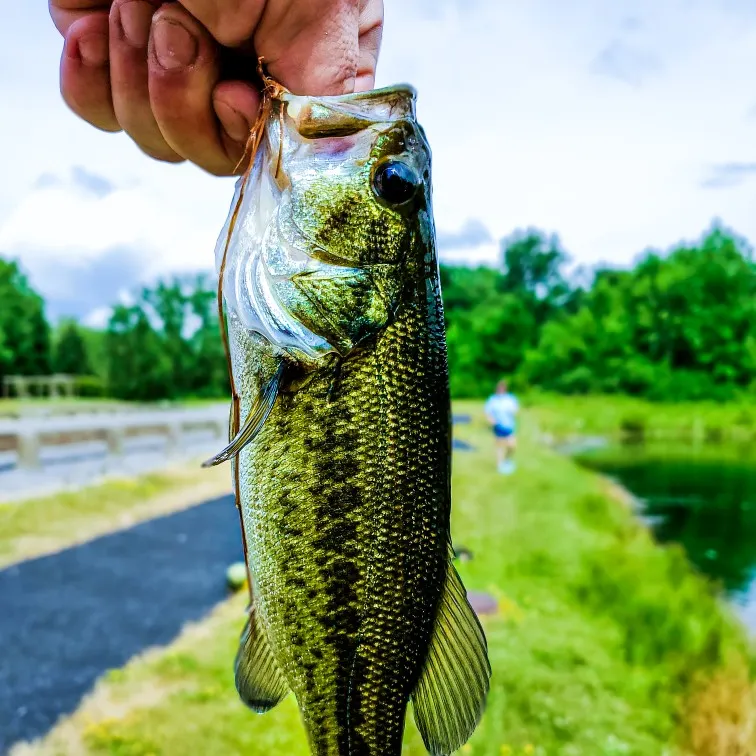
77, 33, 109, 67
119, 1, 153, 48
153, 17, 197, 70
215, 100, 251, 143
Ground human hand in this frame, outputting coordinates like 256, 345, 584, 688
49, 1, 384, 175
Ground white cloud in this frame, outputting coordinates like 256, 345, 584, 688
0, 175, 220, 275
374, 0, 756, 265
3, 0, 756, 317
439, 241, 500, 267
82, 306, 114, 330
0, 165, 233, 318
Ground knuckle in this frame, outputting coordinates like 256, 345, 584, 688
135, 141, 183, 163
205, 161, 235, 177
201, 0, 259, 47
61, 91, 121, 133
142, 148, 185, 164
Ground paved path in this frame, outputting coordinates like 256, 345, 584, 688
0, 495, 241, 752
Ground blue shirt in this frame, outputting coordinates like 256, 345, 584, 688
485, 393, 519, 431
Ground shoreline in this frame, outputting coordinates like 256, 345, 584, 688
544, 420, 756, 637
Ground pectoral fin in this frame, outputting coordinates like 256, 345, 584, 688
235, 605, 290, 713
411, 556, 491, 756
202, 361, 285, 468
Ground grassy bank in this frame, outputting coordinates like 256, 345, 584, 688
0, 397, 228, 418
13, 402, 755, 755
0, 462, 231, 569
0, 398, 137, 418
523, 393, 756, 443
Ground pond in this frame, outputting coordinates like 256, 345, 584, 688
573, 441, 756, 630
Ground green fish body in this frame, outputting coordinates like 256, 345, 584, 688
209, 85, 490, 756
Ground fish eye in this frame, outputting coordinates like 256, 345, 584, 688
372, 160, 421, 207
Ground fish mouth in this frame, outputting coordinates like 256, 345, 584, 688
282, 83, 417, 108
281, 85, 418, 140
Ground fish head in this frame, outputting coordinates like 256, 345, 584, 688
279, 86, 431, 270
217, 85, 436, 363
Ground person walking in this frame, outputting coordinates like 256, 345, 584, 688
484, 379, 519, 475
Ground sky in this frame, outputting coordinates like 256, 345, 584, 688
2, 0, 756, 324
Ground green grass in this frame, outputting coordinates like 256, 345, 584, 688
0, 463, 231, 568
0, 397, 227, 417
0, 398, 136, 418
523, 392, 756, 443
15, 402, 755, 756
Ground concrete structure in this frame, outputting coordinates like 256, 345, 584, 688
2, 375, 79, 399
0, 406, 228, 471
0, 405, 230, 502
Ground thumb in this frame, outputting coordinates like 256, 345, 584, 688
256, 0, 361, 96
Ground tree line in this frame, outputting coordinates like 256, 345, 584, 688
444, 222, 756, 401
0, 264, 228, 400
1, 221, 754, 402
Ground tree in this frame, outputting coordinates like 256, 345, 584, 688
0, 259, 52, 384
447, 295, 536, 397
439, 265, 502, 326
439, 231, 575, 398
186, 274, 229, 397
103, 275, 228, 401
520, 224, 756, 401
8, 220, 756, 405
500, 228, 573, 323
106, 304, 174, 401
54, 321, 92, 375
0, 324, 11, 378
143, 280, 194, 396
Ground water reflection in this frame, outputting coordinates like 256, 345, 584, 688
573, 443, 756, 624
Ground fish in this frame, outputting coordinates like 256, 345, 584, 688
206, 78, 491, 756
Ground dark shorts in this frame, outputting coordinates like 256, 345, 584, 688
493, 425, 514, 439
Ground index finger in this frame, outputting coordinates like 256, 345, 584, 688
180, 0, 362, 96
50, 0, 113, 35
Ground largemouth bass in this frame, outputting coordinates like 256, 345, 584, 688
207, 81, 490, 756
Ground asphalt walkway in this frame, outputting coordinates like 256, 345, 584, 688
0, 494, 241, 752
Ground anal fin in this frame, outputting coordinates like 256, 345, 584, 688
203, 361, 285, 468
235, 605, 290, 713
411, 557, 491, 756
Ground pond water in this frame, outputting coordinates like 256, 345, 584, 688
573, 441, 756, 630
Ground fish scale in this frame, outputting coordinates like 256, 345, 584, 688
209, 82, 490, 756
